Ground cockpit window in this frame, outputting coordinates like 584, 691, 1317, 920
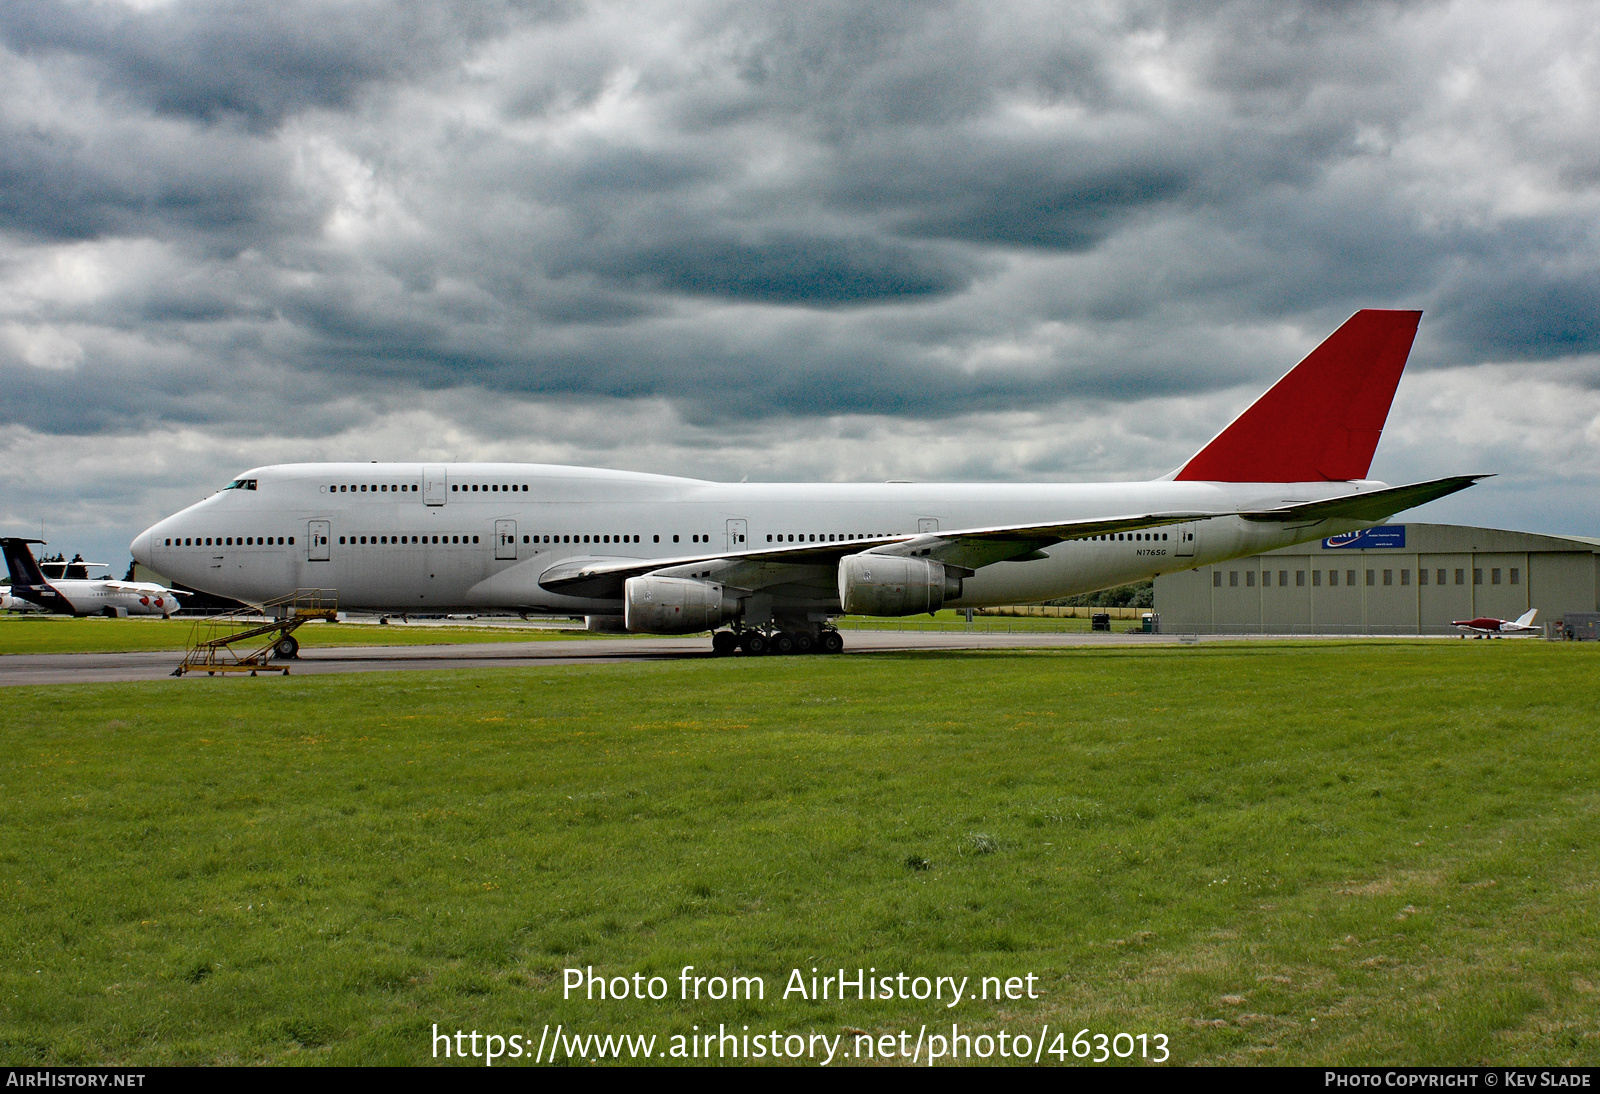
224, 479, 258, 490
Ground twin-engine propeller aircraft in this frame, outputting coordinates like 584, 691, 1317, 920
1, 539, 187, 618
1452, 609, 1539, 637
132, 310, 1483, 654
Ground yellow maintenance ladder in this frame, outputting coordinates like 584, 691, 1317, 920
173, 589, 338, 677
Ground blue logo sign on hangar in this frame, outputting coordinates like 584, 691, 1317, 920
1323, 526, 1406, 550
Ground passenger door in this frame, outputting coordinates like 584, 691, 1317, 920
726, 518, 747, 552
1174, 522, 1197, 558
495, 520, 518, 561
424, 466, 448, 506
308, 521, 330, 562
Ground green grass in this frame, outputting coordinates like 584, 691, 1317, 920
2, 642, 1598, 1066
0, 616, 612, 656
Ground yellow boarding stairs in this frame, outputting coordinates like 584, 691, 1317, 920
173, 589, 338, 677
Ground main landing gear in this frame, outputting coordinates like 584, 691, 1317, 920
711, 626, 843, 656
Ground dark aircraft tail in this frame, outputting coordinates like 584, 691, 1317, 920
1174, 309, 1422, 483
1, 538, 50, 589
0, 538, 75, 612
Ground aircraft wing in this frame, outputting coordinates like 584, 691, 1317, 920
537, 510, 1215, 599
101, 581, 187, 594
1238, 475, 1489, 525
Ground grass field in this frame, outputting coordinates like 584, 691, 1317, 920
2, 641, 1596, 1066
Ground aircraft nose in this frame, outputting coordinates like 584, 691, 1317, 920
130, 526, 157, 567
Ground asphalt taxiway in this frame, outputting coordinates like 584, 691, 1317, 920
0, 630, 1191, 686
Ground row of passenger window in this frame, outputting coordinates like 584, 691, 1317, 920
766, 533, 887, 543
326, 484, 418, 493
342, 535, 480, 545
1088, 532, 1169, 542
1216, 567, 1520, 588
319, 483, 536, 494
165, 536, 292, 546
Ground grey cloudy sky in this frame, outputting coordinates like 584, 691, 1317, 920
3, 0, 1599, 567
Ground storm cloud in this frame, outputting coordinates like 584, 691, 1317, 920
3, 0, 1600, 561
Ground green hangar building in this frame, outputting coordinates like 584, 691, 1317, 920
1152, 524, 1600, 635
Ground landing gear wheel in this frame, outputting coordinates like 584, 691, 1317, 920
273, 634, 300, 660
712, 631, 739, 656
771, 632, 796, 655
740, 632, 768, 655
793, 632, 815, 654
820, 630, 844, 654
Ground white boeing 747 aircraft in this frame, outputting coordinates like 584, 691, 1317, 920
132, 310, 1481, 654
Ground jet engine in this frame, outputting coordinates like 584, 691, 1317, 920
624, 576, 741, 634
837, 554, 962, 616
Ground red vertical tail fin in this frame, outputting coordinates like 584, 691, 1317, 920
1174, 309, 1421, 483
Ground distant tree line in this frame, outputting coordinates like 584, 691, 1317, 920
1047, 580, 1154, 608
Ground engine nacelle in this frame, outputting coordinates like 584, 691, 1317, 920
624, 576, 740, 634
837, 554, 962, 616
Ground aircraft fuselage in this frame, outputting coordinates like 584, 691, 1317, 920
131, 462, 1380, 616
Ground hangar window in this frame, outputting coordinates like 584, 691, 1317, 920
1367, 570, 1376, 586
1312, 570, 1321, 587
1212, 572, 1222, 588
1455, 569, 1465, 585
1436, 569, 1446, 585
1419, 568, 1429, 586
1383, 570, 1392, 586
1474, 568, 1483, 585
1510, 568, 1520, 585
1245, 571, 1255, 587
1400, 570, 1410, 586
1229, 571, 1238, 587
1295, 570, 1305, 587
1491, 568, 1502, 585
1277, 570, 1287, 586
1346, 570, 1356, 586
1328, 570, 1337, 586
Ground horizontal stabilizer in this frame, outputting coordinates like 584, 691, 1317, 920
1239, 475, 1488, 524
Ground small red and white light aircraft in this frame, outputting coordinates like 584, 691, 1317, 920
1451, 609, 1539, 637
